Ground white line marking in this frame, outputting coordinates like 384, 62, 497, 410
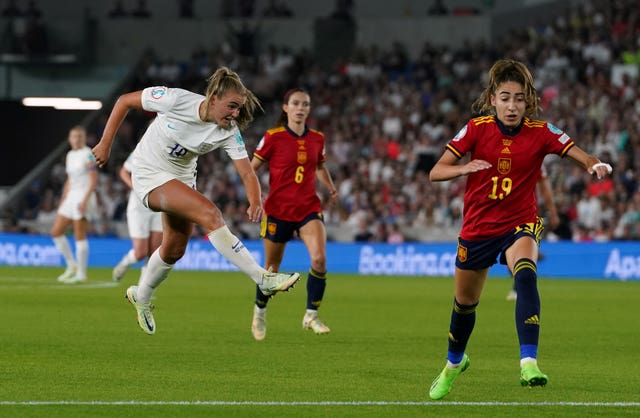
1, 401, 639, 407
0, 276, 118, 289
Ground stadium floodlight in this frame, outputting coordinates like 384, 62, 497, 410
21, 97, 102, 110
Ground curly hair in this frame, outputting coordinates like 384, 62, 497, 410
472, 59, 541, 117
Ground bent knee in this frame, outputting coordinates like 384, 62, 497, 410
160, 245, 186, 264
310, 254, 327, 272
199, 206, 225, 232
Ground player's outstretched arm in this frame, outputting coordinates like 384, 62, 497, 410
429, 150, 492, 182
565, 146, 612, 180
92, 91, 144, 167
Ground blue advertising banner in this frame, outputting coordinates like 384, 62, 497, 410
0, 233, 639, 280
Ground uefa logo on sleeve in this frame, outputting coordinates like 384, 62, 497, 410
151, 86, 168, 99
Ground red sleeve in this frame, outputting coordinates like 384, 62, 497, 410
253, 131, 272, 162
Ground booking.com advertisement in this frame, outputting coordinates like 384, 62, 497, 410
0, 232, 639, 281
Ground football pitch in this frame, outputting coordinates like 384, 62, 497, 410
1, 266, 638, 417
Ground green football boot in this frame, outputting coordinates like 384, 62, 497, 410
429, 354, 470, 400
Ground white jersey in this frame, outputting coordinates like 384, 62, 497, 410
66, 146, 96, 193
58, 146, 98, 220
131, 87, 248, 205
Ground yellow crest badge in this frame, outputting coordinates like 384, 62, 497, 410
297, 151, 307, 165
497, 158, 511, 174
457, 244, 468, 262
267, 222, 277, 236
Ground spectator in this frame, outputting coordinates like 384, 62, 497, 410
353, 218, 374, 242
387, 222, 405, 243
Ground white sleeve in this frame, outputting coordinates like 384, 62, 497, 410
141, 86, 177, 114
222, 129, 249, 160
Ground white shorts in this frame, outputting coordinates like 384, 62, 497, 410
132, 164, 196, 208
127, 206, 163, 238
57, 190, 98, 221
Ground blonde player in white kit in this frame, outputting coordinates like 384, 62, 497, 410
51, 125, 98, 284
92, 67, 301, 335
112, 152, 163, 282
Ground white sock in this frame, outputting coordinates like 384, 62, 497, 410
75, 239, 88, 278
520, 357, 537, 367
447, 359, 463, 369
136, 249, 173, 304
53, 235, 75, 268
207, 225, 266, 284
119, 249, 139, 267
139, 264, 147, 281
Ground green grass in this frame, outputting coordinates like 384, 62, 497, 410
0, 266, 638, 417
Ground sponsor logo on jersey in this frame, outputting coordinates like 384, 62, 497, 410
557, 133, 570, 144
151, 86, 167, 99
498, 158, 511, 174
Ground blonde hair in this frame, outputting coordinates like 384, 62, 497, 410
472, 59, 541, 117
203, 66, 263, 130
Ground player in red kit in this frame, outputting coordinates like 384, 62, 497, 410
250, 88, 339, 340
427, 59, 613, 399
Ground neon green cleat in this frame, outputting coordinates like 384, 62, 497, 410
520, 362, 548, 387
429, 354, 470, 400
125, 285, 155, 335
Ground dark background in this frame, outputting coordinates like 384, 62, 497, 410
1, 102, 89, 186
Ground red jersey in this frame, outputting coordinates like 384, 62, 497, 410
253, 125, 326, 222
446, 115, 574, 240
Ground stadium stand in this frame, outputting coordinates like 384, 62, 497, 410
2, 0, 639, 243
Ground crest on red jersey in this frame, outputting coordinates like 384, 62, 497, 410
297, 151, 307, 164
497, 158, 511, 174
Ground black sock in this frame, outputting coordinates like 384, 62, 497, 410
447, 298, 478, 363
513, 258, 540, 359
306, 268, 327, 310
255, 284, 271, 308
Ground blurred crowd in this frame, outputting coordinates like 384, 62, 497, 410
11, 0, 640, 243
